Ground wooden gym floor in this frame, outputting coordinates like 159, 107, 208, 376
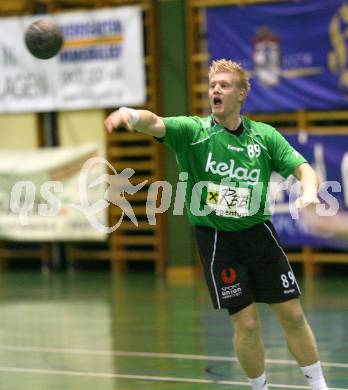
0, 268, 347, 389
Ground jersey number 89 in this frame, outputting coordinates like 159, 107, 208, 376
247, 144, 261, 158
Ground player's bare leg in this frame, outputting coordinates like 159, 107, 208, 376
271, 299, 328, 389
232, 304, 268, 389
271, 299, 318, 364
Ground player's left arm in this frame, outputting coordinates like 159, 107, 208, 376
292, 163, 320, 208
267, 128, 320, 208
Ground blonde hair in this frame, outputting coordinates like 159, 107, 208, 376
209, 59, 250, 97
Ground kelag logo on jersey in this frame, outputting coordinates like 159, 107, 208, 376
205, 152, 260, 183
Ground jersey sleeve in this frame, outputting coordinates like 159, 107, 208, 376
268, 129, 307, 178
160, 116, 201, 151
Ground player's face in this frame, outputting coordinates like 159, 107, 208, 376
208, 72, 244, 118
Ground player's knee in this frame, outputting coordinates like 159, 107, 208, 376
235, 318, 261, 338
281, 309, 306, 330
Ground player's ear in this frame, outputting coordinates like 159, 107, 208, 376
239, 89, 246, 102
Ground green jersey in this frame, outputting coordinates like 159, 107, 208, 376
161, 115, 306, 231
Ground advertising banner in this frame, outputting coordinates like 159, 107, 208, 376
207, 1, 348, 113
0, 7, 145, 113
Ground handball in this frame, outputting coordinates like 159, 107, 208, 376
25, 19, 64, 59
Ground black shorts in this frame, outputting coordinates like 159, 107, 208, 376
195, 221, 301, 315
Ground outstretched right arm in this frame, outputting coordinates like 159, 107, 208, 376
104, 107, 165, 138
302, 208, 348, 240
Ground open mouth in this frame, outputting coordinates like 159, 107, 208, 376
213, 96, 222, 106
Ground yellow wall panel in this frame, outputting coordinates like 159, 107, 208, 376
0, 114, 38, 148
58, 109, 106, 147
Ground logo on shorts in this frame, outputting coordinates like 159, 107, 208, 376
221, 283, 242, 299
221, 267, 237, 284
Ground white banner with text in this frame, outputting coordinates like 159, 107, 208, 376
0, 7, 145, 113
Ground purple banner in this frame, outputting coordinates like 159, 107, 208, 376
207, 0, 348, 113
271, 133, 348, 249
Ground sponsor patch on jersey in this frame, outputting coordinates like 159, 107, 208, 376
207, 182, 250, 218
